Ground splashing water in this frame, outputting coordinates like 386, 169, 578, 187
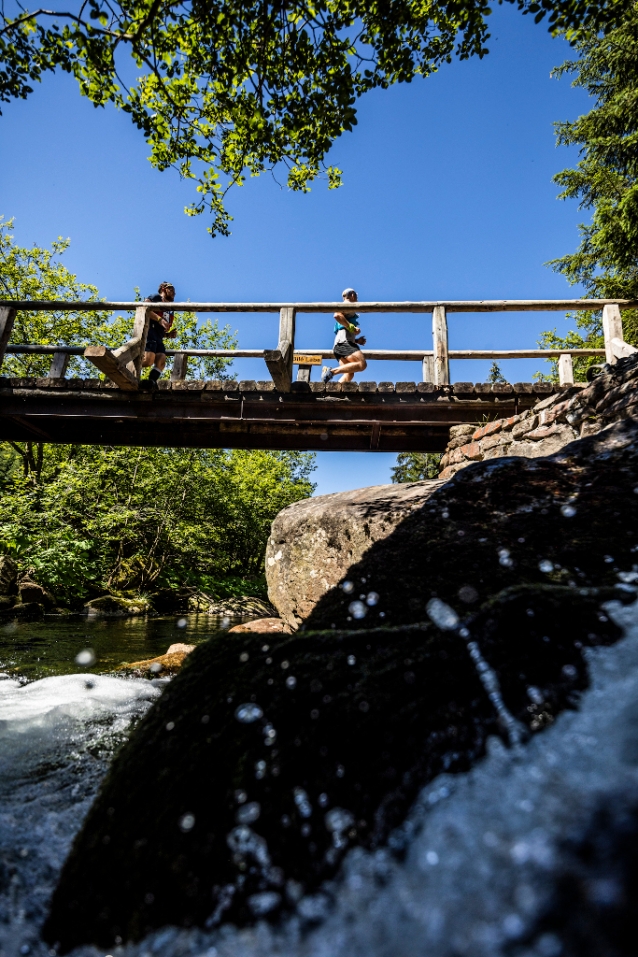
234, 703, 263, 723
348, 601, 367, 620
74, 649, 96, 667
236, 802, 261, 825
341, 581, 354, 594
294, 788, 312, 818
426, 599, 459, 631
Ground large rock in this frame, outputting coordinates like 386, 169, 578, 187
43, 584, 630, 953
17, 576, 55, 609
266, 480, 445, 628
306, 419, 638, 632
83, 595, 152, 617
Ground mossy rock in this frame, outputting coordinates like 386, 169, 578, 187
83, 595, 153, 618
43, 584, 629, 952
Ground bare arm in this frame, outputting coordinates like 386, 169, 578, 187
334, 311, 360, 335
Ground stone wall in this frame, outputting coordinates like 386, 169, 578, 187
439, 354, 638, 480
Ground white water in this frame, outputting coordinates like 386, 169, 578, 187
2, 605, 638, 957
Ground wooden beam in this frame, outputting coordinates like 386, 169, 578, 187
422, 355, 434, 383
296, 365, 312, 383
0, 307, 17, 371
48, 350, 70, 378
611, 337, 638, 359
3, 299, 638, 313
432, 305, 449, 385
264, 307, 295, 391
558, 353, 574, 386
603, 304, 624, 364
171, 353, 189, 380
83, 346, 139, 390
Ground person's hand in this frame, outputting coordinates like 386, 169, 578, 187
356, 336, 367, 346
160, 318, 171, 331
164, 329, 177, 339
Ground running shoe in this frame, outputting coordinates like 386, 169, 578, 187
321, 366, 334, 383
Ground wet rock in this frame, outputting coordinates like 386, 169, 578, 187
0, 555, 17, 596
121, 643, 196, 676
0, 595, 15, 610
42, 584, 631, 952
267, 480, 445, 629
228, 618, 292, 635
188, 594, 276, 619
307, 420, 638, 631
83, 595, 152, 618
0, 601, 44, 621
151, 587, 194, 614
17, 577, 54, 609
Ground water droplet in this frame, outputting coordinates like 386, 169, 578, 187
359, 700, 369, 712
255, 760, 267, 779
177, 617, 187, 629
539, 560, 554, 573
618, 570, 638, 583
220, 616, 230, 630
426, 598, 459, 631
365, 591, 379, 606
325, 807, 355, 848
236, 801, 261, 824
235, 703, 263, 723
235, 789, 247, 804
341, 581, 354, 594
247, 891, 281, 916
286, 675, 297, 689
441, 510, 450, 519
263, 724, 277, 744
336, 764, 345, 778
348, 600, 367, 619
458, 585, 478, 603
166, 721, 175, 731
149, 662, 162, 674
561, 504, 577, 518
379, 611, 386, 618
239, 652, 249, 662
562, 663, 577, 678
425, 850, 439, 866
179, 813, 195, 832
75, 648, 95, 667
347, 655, 356, 666
527, 686, 544, 704
498, 548, 513, 568
281, 659, 290, 670
318, 792, 328, 807
294, 787, 312, 818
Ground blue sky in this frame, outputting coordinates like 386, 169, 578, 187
0, 5, 590, 494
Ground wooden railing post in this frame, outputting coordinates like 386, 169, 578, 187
171, 353, 189, 380
0, 307, 17, 372
558, 353, 574, 386
84, 304, 150, 390
422, 355, 434, 383
48, 350, 70, 378
432, 305, 449, 385
127, 305, 151, 378
264, 307, 296, 391
602, 303, 623, 364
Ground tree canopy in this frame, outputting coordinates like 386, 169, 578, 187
1, 1, 630, 235
541, 6, 638, 379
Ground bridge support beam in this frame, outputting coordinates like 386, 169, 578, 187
558, 353, 574, 386
0, 307, 17, 372
603, 304, 623, 365
432, 305, 450, 385
264, 307, 296, 391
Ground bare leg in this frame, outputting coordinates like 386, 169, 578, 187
142, 351, 156, 368
336, 351, 367, 382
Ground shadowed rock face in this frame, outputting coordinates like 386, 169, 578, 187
42, 420, 638, 952
305, 420, 638, 632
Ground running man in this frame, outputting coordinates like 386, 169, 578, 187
142, 281, 177, 388
321, 288, 367, 383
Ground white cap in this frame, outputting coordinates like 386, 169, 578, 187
342, 288, 356, 297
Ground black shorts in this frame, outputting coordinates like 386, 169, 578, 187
145, 329, 166, 356
334, 341, 360, 359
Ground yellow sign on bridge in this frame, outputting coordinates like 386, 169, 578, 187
293, 353, 322, 365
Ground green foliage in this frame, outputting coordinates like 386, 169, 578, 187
0, 2, 629, 237
391, 451, 442, 483
541, 9, 638, 377
0, 445, 315, 604
487, 361, 506, 382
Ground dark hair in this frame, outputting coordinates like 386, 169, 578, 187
158, 281, 175, 293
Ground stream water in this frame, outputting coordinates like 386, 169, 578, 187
1, 604, 638, 957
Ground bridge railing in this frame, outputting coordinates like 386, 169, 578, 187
0, 299, 635, 392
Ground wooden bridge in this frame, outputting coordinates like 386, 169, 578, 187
0, 299, 634, 452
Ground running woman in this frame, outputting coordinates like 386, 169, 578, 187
321, 288, 367, 383
142, 281, 177, 388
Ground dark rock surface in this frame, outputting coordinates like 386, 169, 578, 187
42, 419, 638, 953
0, 555, 17, 596
306, 420, 638, 632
